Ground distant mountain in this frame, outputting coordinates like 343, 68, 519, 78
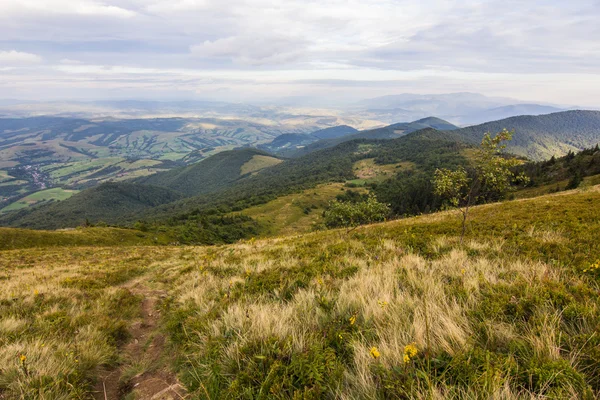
452, 110, 600, 160
135, 148, 281, 197
353, 92, 568, 125
357, 92, 510, 114
258, 125, 358, 154
289, 117, 458, 156
0, 182, 183, 229
456, 104, 566, 126
311, 125, 359, 139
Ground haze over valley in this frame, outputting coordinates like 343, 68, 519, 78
2, 1, 600, 399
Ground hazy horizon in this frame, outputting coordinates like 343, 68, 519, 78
1, 1, 599, 107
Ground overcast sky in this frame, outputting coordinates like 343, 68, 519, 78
1, 0, 599, 106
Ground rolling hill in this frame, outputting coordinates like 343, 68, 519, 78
258, 125, 358, 154
0, 115, 346, 210
0, 128, 468, 230
0, 182, 183, 229
134, 148, 281, 197
452, 110, 600, 160
288, 117, 458, 156
3, 110, 600, 231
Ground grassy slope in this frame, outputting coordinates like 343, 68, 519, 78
2, 187, 600, 398
0, 226, 172, 250
135, 148, 276, 197
239, 154, 283, 175
240, 183, 367, 236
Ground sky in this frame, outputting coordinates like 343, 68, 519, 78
0, 0, 599, 106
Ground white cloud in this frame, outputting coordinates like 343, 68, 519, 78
190, 35, 309, 65
60, 59, 84, 65
0, 0, 599, 105
0, 0, 136, 18
0, 50, 42, 65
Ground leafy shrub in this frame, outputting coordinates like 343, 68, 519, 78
323, 194, 390, 229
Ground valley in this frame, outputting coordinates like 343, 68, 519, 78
1, 101, 600, 400
4, 0, 600, 397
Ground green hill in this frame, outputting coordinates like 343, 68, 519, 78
0, 182, 183, 229
290, 117, 458, 156
134, 148, 280, 197
453, 110, 600, 160
0, 129, 470, 230
135, 129, 469, 223
259, 125, 359, 154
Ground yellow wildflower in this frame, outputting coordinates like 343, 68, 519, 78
349, 315, 356, 325
370, 347, 381, 359
377, 300, 388, 309
403, 342, 418, 363
19, 354, 26, 363
338, 334, 343, 340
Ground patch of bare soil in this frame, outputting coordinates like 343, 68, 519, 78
94, 282, 186, 399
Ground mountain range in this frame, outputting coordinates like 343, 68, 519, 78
351, 92, 574, 125
3, 110, 600, 231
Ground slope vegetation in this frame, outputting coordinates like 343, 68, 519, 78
0, 182, 183, 229
454, 110, 600, 160
290, 117, 458, 156
0, 129, 468, 229
135, 148, 279, 196
259, 125, 359, 154
2, 186, 600, 398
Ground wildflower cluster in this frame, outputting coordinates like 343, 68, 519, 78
370, 347, 381, 359
377, 300, 388, 309
583, 260, 600, 274
403, 343, 418, 364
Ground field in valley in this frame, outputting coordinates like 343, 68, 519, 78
1, 187, 600, 398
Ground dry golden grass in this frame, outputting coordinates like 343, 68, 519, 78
2, 187, 600, 398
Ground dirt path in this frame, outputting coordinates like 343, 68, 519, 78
94, 281, 186, 400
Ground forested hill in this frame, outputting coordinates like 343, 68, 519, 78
452, 110, 600, 160
0, 129, 469, 230
258, 125, 358, 155
134, 128, 469, 223
288, 117, 458, 156
0, 182, 183, 229
134, 148, 281, 197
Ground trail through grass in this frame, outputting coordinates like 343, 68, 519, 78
2, 187, 600, 398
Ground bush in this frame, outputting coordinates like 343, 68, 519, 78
323, 194, 390, 229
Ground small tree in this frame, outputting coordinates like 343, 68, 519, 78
566, 170, 582, 190
432, 129, 527, 242
323, 193, 390, 230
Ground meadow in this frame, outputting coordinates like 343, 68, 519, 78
1, 186, 600, 398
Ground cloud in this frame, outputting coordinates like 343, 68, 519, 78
0, 0, 136, 18
190, 35, 309, 65
0, 50, 42, 65
0, 0, 599, 106
60, 58, 83, 65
